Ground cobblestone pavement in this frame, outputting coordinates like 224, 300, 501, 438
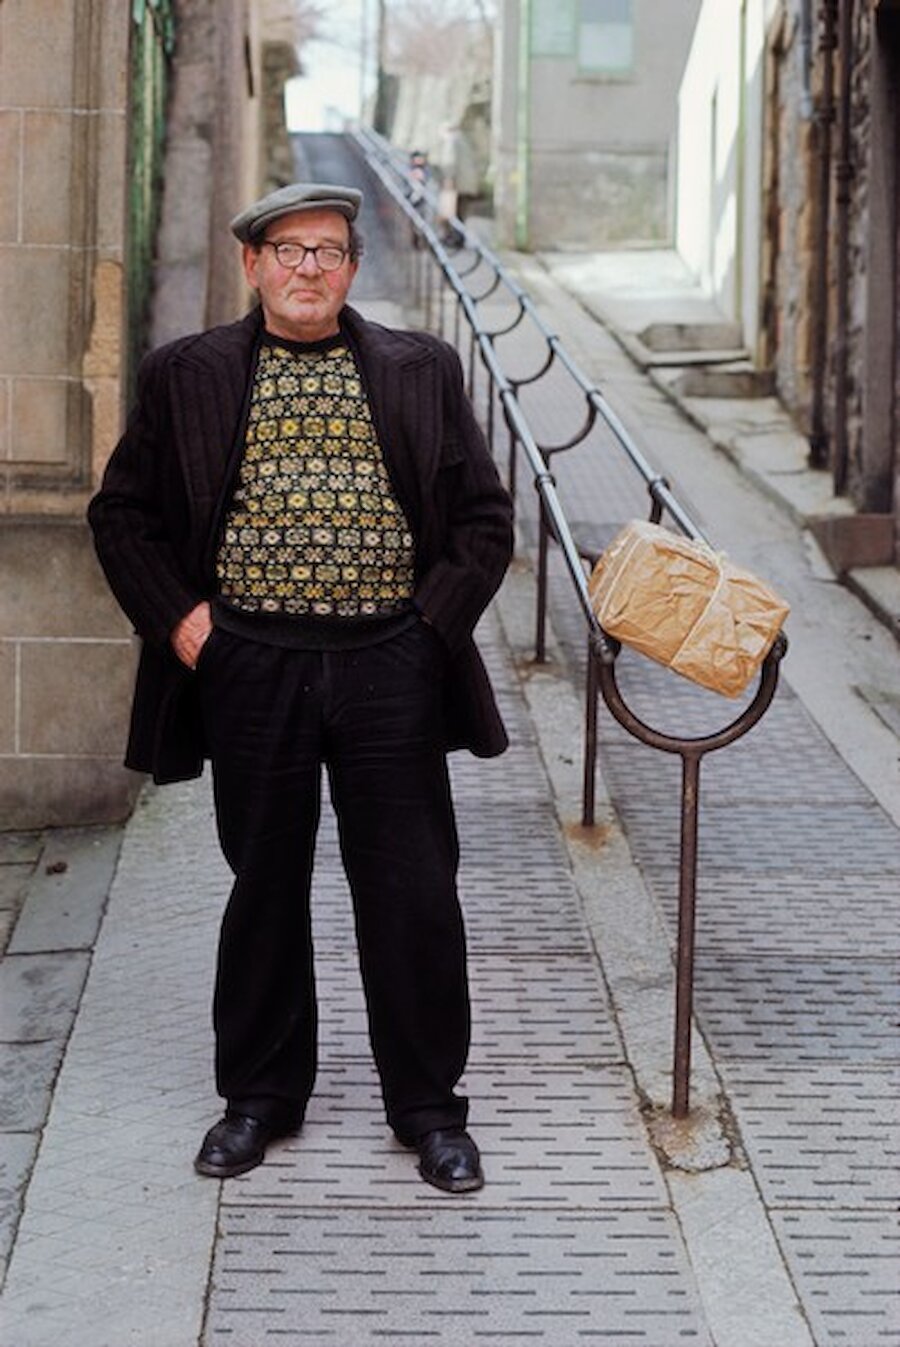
1, 135, 898, 1346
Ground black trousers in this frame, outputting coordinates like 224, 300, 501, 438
197, 621, 470, 1141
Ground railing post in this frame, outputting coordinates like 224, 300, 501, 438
508, 424, 518, 502
582, 638, 600, 827
673, 751, 701, 1118
535, 506, 549, 663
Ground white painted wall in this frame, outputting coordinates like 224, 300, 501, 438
675, 0, 778, 353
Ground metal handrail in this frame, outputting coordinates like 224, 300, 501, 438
353, 128, 788, 1119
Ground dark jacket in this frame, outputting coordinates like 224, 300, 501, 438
88, 305, 514, 783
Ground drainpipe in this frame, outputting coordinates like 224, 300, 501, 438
516, 0, 531, 249
808, 0, 838, 469
832, 0, 855, 495
800, 0, 815, 119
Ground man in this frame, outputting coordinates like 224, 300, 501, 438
88, 182, 513, 1194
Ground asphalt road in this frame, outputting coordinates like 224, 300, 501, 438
291, 130, 411, 304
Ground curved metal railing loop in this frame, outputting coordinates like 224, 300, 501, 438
495, 331, 557, 391
481, 298, 530, 341
462, 265, 505, 305
537, 396, 599, 458
595, 636, 786, 759
447, 248, 484, 283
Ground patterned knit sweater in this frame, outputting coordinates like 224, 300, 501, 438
216, 333, 415, 622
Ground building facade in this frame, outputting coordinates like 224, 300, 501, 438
0, 0, 296, 830
675, 0, 900, 570
493, 0, 701, 249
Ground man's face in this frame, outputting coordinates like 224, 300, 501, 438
243, 208, 359, 342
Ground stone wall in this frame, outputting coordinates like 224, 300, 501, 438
765, 6, 817, 416
842, 0, 873, 505
0, 0, 138, 829
766, 0, 898, 540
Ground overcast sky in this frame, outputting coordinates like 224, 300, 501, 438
285, 0, 374, 132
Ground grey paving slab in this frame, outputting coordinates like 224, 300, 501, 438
0, 835, 42, 866
691, 954, 898, 1064
723, 1063, 900, 1210
0, 907, 17, 954
0, 951, 90, 1043
0, 855, 40, 953
205, 1206, 713, 1346
0, 1131, 38, 1283
0, 1038, 64, 1129
0, 867, 32, 911
8, 826, 122, 954
770, 1209, 900, 1347
469, 955, 623, 1065
651, 870, 900, 959
0, 781, 222, 1345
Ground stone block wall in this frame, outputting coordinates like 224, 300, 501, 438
0, 0, 140, 829
765, 9, 818, 420
842, 0, 873, 504
0, 523, 137, 827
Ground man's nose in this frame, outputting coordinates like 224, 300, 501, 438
297, 250, 321, 275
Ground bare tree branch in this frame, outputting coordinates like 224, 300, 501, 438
385, 0, 491, 77
260, 0, 325, 50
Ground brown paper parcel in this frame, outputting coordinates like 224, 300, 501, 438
588, 521, 790, 697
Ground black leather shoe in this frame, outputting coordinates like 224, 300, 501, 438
414, 1128, 484, 1193
194, 1112, 301, 1179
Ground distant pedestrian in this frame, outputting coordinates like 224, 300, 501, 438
407, 149, 432, 246
88, 181, 513, 1193
408, 148, 431, 202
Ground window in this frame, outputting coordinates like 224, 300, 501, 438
578, 0, 634, 75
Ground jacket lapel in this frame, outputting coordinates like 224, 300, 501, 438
167, 309, 262, 523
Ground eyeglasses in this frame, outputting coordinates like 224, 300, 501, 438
260, 240, 350, 272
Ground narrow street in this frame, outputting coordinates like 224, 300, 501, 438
0, 132, 897, 1347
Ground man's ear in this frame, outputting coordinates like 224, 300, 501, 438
242, 242, 261, 289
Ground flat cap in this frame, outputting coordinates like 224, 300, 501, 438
230, 182, 363, 242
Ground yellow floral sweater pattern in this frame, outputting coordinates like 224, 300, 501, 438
216, 340, 415, 617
